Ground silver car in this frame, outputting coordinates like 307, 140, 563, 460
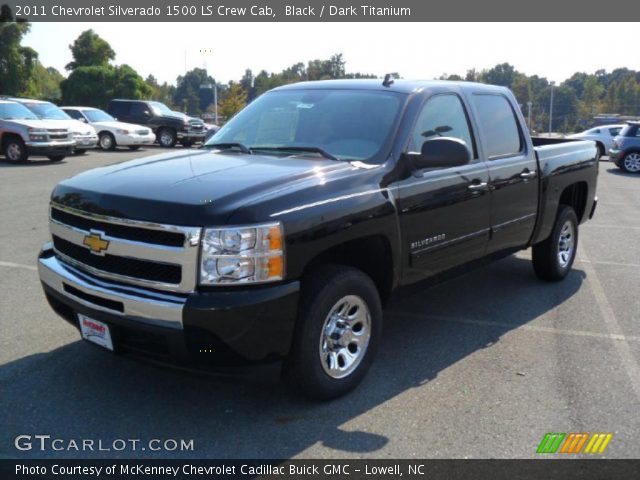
609, 122, 640, 173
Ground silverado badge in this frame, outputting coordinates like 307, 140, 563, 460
83, 232, 109, 255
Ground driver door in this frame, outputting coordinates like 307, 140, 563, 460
394, 93, 491, 284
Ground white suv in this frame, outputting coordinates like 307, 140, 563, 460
0, 100, 75, 163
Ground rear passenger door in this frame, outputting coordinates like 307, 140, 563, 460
470, 93, 538, 254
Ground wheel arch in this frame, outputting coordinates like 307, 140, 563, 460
558, 181, 589, 223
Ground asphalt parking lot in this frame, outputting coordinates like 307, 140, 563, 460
1, 149, 639, 459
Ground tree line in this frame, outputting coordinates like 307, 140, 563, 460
2, 7, 640, 131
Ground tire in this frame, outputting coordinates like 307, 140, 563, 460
532, 205, 578, 282
285, 265, 382, 400
99, 132, 116, 151
3, 137, 28, 163
48, 155, 65, 162
128, 146, 141, 151
595, 142, 605, 160
157, 128, 177, 148
620, 152, 640, 173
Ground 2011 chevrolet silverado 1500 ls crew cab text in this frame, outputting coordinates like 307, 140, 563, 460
38, 79, 598, 399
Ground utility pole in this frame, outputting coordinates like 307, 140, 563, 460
548, 81, 555, 137
527, 101, 533, 132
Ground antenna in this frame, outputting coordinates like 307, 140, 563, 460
382, 73, 394, 87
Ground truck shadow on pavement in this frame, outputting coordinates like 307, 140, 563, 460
1, 255, 585, 459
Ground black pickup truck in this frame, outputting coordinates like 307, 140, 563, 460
39, 80, 598, 399
107, 99, 206, 148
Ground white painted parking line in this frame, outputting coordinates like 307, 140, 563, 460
578, 244, 640, 402
585, 224, 640, 230
0, 261, 37, 271
388, 311, 640, 343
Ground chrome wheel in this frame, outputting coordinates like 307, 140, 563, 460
557, 220, 575, 268
319, 295, 371, 379
159, 129, 175, 147
6, 142, 23, 162
623, 153, 640, 172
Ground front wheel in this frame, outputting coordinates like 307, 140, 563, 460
621, 152, 640, 173
99, 132, 116, 151
532, 205, 578, 281
3, 138, 28, 163
285, 265, 382, 400
157, 128, 177, 148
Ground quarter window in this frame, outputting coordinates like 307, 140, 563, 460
472, 94, 523, 158
409, 94, 476, 159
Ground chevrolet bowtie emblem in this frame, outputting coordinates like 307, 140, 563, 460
83, 232, 109, 255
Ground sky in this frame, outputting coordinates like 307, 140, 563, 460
23, 22, 640, 85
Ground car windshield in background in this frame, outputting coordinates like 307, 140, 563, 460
85, 109, 115, 122
25, 102, 71, 120
149, 101, 174, 115
0, 103, 38, 120
207, 89, 405, 162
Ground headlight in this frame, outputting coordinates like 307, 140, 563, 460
116, 129, 130, 134
199, 223, 284, 285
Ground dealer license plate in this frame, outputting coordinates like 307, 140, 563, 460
78, 314, 113, 351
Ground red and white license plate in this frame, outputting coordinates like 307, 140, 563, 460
78, 314, 113, 351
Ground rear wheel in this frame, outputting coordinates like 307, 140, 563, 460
595, 142, 605, 160
621, 152, 640, 173
99, 132, 116, 151
157, 128, 177, 148
3, 138, 28, 163
285, 265, 382, 400
532, 205, 578, 281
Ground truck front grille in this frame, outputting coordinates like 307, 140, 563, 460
49, 204, 201, 293
53, 236, 182, 284
51, 207, 185, 247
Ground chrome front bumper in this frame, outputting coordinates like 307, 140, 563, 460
38, 247, 185, 330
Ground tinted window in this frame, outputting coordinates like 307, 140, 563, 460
620, 124, 640, 137
64, 109, 84, 120
109, 101, 129, 117
130, 103, 150, 117
472, 94, 522, 158
409, 94, 475, 158
609, 127, 622, 136
209, 89, 404, 162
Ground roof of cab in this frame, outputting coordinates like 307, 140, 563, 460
272, 79, 509, 95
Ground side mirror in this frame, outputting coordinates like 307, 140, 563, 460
411, 137, 471, 170
143, 110, 150, 116
80, 117, 87, 123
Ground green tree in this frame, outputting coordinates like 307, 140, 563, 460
480, 63, 518, 87
33, 65, 64, 101
0, 5, 38, 96
218, 82, 247, 120
146, 74, 175, 106
65, 29, 115, 70
173, 68, 216, 115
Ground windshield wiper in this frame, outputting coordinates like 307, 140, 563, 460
203, 142, 252, 154
252, 146, 339, 161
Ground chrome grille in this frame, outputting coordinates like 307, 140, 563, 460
49, 204, 201, 293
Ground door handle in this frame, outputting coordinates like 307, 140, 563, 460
467, 182, 489, 192
520, 170, 537, 179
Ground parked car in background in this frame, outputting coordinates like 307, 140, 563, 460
0, 100, 74, 163
609, 121, 640, 173
204, 122, 220, 142
567, 124, 624, 158
10, 98, 98, 154
62, 107, 155, 151
107, 100, 206, 148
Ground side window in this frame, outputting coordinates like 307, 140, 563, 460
109, 102, 129, 117
65, 109, 83, 121
130, 103, 149, 117
409, 94, 476, 158
472, 94, 523, 159
609, 127, 621, 136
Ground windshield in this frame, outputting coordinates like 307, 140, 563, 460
85, 109, 115, 122
0, 103, 38, 120
24, 102, 71, 120
207, 89, 405, 162
149, 101, 174, 115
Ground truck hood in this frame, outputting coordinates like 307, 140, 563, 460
51, 149, 357, 226
5, 118, 72, 130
